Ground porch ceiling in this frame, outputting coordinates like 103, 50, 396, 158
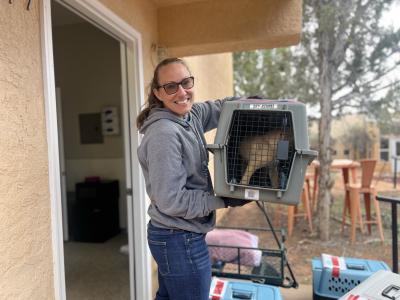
155, 0, 302, 57
153, 0, 209, 8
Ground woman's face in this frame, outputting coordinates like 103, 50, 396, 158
154, 62, 194, 117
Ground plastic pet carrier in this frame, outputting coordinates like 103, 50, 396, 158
338, 270, 400, 300
209, 277, 283, 300
312, 254, 390, 300
208, 98, 317, 205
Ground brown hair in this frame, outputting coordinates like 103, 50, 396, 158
136, 57, 191, 130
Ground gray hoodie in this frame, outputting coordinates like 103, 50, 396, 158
137, 99, 230, 233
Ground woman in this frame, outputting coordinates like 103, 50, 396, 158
137, 57, 248, 300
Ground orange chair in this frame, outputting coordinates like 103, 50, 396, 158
309, 162, 319, 212
343, 159, 384, 244
286, 183, 313, 237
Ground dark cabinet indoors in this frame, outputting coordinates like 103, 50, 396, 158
70, 180, 120, 243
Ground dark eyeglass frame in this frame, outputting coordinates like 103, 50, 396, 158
157, 76, 194, 95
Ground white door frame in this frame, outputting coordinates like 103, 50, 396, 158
55, 87, 69, 241
40, 1, 150, 299
390, 137, 400, 173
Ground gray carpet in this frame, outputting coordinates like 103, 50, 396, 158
64, 233, 130, 300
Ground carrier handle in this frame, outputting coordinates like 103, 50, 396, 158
296, 149, 319, 158
382, 284, 400, 300
232, 290, 252, 299
206, 143, 224, 154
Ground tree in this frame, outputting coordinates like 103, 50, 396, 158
366, 82, 400, 135
339, 121, 376, 160
234, 0, 400, 240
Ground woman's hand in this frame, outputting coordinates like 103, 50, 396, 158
222, 197, 252, 208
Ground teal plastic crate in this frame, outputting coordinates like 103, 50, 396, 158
312, 255, 390, 300
210, 277, 282, 300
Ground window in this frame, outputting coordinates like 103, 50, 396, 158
380, 152, 389, 161
396, 142, 400, 157
381, 138, 389, 149
344, 149, 350, 156
380, 138, 389, 161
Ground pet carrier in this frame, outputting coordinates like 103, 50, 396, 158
312, 254, 390, 300
338, 270, 400, 300
209, 277, 283, 300
208, 98, 317, 205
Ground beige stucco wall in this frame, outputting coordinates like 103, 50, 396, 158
0, 0, 158, 298
0, 1, 54, 299
158, 0, 302, 57
185, 54, 234, 101
100, 0, 159, 83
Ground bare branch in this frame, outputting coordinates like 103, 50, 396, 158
333, 80, 399, 107
304, 44, 318, 68
342, 0, 370, 56
331, 0, 353, 67
332, 61, 400, 96
360, 62, 400, 88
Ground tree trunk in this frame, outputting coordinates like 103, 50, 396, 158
317, 16, 334, 241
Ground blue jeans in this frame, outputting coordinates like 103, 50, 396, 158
147, 222, 211, 300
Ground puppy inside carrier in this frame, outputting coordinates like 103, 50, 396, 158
227, 109, 294, 189
208, 98, 317, 205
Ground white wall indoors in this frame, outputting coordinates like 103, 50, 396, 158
53, 21, 127, 228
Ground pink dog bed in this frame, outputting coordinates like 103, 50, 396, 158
206, 229, 262, 267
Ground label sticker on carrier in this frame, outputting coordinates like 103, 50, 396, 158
244, 189, 259, 200
322, 253, 347, 277
249, 103, 278, 110
209, 277, 228, 300
346, 295, 369, 300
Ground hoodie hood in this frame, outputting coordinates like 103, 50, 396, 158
139, 108, 190, 134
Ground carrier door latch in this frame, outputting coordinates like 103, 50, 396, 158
206, 143, 224, 154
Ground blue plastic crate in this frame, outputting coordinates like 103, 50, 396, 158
210, 278, 282, 300
312, 255, 390, 300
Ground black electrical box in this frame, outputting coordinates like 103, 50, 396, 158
71, 180, 120, 243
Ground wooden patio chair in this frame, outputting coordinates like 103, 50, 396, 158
274, 181, 313, 237
343, 159, 384, 244
309, 162, 319, 212
287, 183, 313, 237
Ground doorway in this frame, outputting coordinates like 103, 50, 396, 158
52, 1, 129, 298
41, 0, 151, 299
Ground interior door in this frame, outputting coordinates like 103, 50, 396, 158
120, 42, 136, 300
56, 87, 69, 241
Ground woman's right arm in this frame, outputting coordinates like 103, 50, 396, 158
142, 126, 225, 219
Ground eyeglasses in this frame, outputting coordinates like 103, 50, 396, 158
157, 76, 194, 95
